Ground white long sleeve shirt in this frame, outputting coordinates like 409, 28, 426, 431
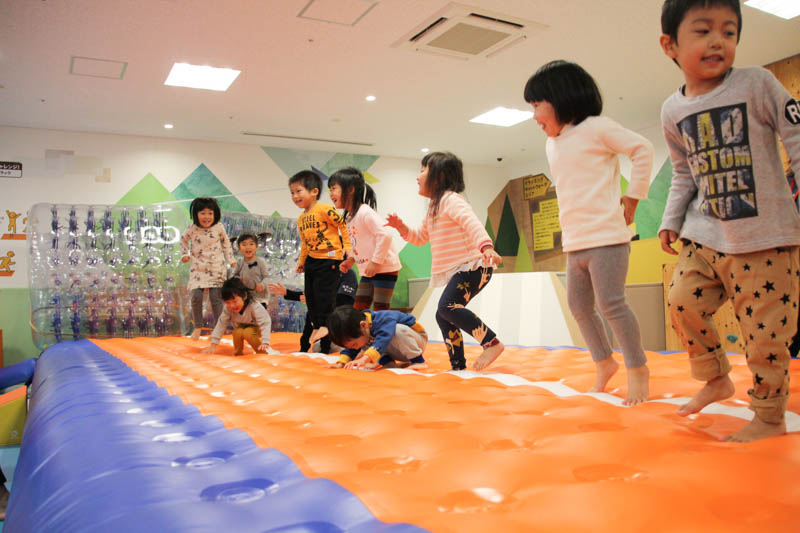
347, 204, 401, 274
545, 116, 654, 252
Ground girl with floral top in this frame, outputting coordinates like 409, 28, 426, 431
180, 197, 236, 340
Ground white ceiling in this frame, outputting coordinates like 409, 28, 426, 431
2, 0, 799, 166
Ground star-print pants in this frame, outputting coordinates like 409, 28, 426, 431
435, 266, 497, 370
668, 241, 799, 424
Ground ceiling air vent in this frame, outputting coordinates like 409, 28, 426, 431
393, 2, 546, 60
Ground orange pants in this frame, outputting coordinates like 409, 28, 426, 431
668, 241, 799, 423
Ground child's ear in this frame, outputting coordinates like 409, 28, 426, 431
659, 34, 677, 59
360, 320, 369, 332
311, 187, 320, 199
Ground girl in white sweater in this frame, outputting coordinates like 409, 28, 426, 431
524, 60, 654, 405
328, 167, 402, 311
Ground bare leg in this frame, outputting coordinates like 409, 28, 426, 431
623, 364, 650, 406
590, 355, 619, 393
677, 374, 735, 416
724, 416, 786, 443
473, 341, 505, 370
190, 328, 202, 341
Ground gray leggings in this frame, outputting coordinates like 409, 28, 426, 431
566, 242, 646, 368
191, 287, 223, 329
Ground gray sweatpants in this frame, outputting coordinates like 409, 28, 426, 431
385, 324, 428, 363
566, 242, 646, 369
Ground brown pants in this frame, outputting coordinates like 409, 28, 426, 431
668, 241, 799, 423
233, 325, 263, 355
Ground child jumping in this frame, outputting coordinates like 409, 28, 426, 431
658, 0, 800, 441
229, 233, 270, 309
290, 170, 352, 354
524, 60, 654, 405
327, 305, 428, 370
386, 151, 504, 371
180, 197, 237, 340
203, 277, 273, 355
329, 167, 402, 311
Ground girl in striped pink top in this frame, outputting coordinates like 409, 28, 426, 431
386, 152, 504, 371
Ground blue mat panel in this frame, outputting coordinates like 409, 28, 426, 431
4, 340, 426, 533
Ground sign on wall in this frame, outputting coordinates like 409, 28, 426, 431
0, 162, 23, 178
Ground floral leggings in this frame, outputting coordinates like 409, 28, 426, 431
435, 266, 497, 370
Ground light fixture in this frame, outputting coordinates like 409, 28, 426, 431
163, 124, 174, 129
164, 62, 241, 91
744, 0, 800, 19
365, 95, 376, 102
421, 148, 430, 153
469, 106, 533, 127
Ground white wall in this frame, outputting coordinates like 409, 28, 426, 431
0, 125, 508, 289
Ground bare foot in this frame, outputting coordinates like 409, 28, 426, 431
309, 327, 328, 345
589, 356, 619, 393
623, 364, 650, 406
473, 341, 505, 370
190, 328, 202, 341
408, 361, 428, 370
677, 374, 735, 416
724, 417, 786, 442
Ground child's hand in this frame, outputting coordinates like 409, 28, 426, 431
181, 256, 191, 263
230, 261, 237, 269
255, 283, 265, 292
363, 260, 379, 277
268, 283, 287, 296
621, 196, 639, 226
658, 230, 679, 255
481, 246, 502, 267
349, 359, 381, 370
326, 362, 345, 369
202, 344, 217, 354
256, 344, 269, 353
385, 213, 408, 237
296, 264, 304, 273
340, 256, 355, 273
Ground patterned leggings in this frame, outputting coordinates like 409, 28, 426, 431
435, 266, 497, 370
354, 271, 398, 311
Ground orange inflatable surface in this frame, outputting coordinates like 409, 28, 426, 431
92, 334, 800, 532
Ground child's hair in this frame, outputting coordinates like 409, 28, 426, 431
327, 305, 366, 347
221, 277, 251, 303
661, 0, 742, 43
328, 167, 377, 220
421, 151, 465, 218
288, 170, 322, 199
236, 233, 257, 247
189, 197, 221, 226
523, 60, 602, 127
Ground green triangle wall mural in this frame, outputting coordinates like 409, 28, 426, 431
271, 210, 281, 217
321, 153, 380, 177
391, 261, 411, 309
514, 231, 534, 272
398, 242, 432, 279
485, 216, 496, 243
634, 158, 673, 239
261, 147, 335, 178
364, 171, 380, 184
116, 173, 178, 206
620, 174, 629, 196
172, 163, 248, 215
494, 195, 520, 256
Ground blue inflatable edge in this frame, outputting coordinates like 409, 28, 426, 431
4, 340, 427, 533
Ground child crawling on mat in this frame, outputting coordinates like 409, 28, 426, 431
326, 305, 428, 370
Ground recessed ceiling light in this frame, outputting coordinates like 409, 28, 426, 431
421, 148, 430, 153
469, 106, 533, 127
163, 124, 174, 129
164, 62, 241, 91
365, 95, 376, 102
745, 0, 800, 19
